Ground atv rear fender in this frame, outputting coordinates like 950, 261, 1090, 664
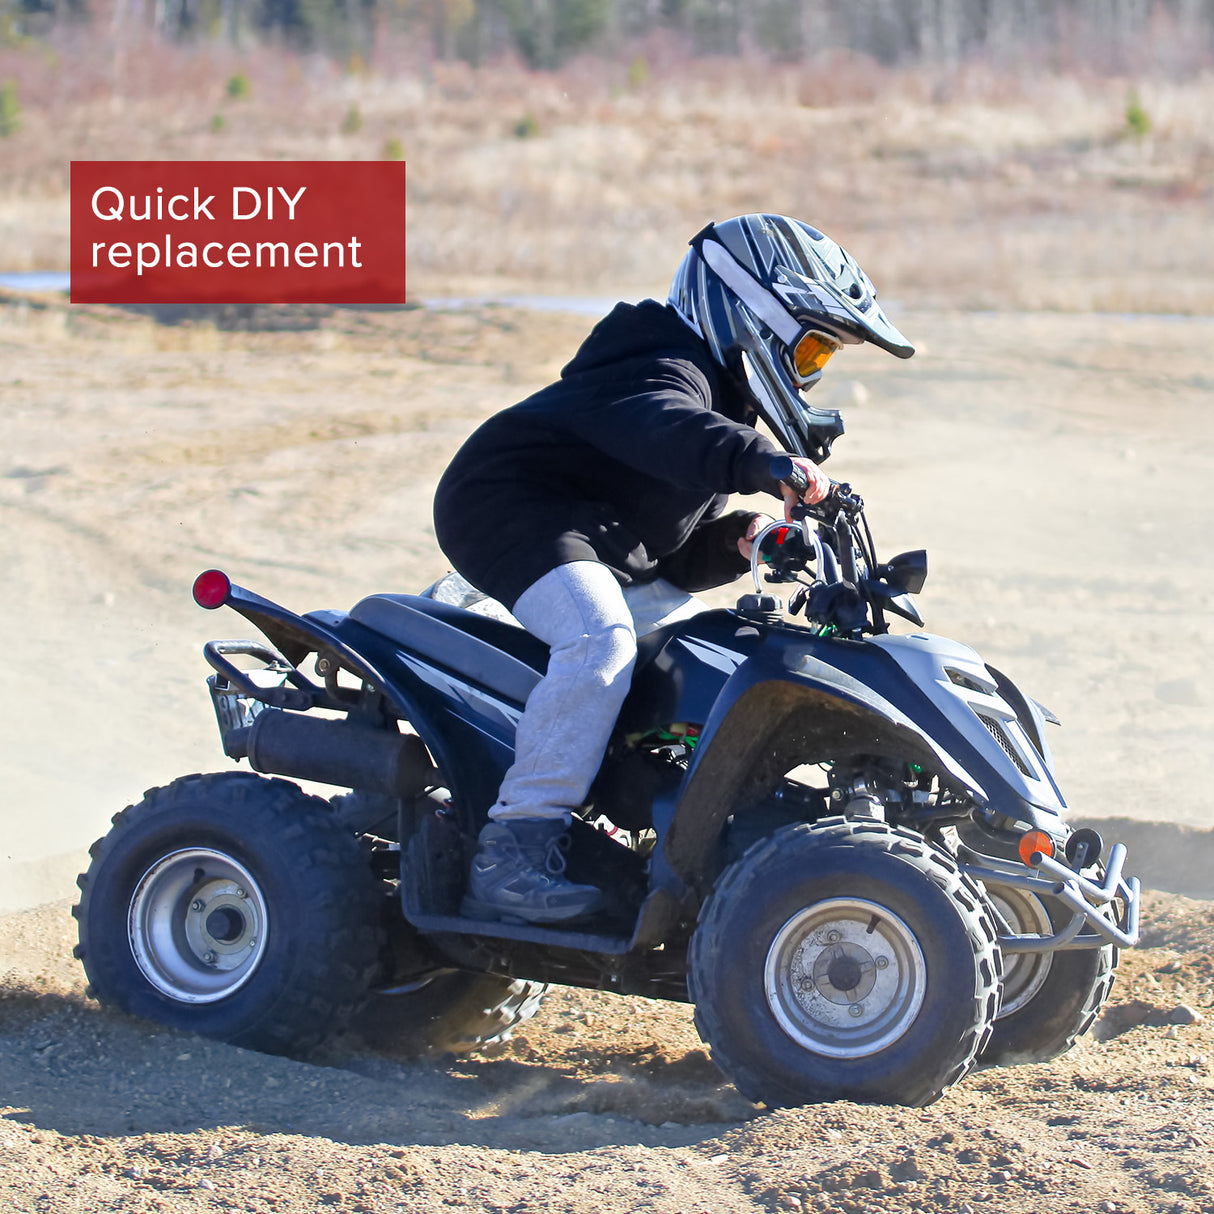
207, 582, 505, 818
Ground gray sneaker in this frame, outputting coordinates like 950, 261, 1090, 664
460, 819, 603, 925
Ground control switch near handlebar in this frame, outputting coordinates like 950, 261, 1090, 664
768, 456, 863, 519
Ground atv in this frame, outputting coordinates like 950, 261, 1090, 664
75, 458, 1140, 1107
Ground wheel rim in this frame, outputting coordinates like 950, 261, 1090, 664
128, 848, 269, 1004
764, 897, 926, 1059
986, 888, 1053, 1018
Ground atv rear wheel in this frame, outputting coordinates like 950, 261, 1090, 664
689, 817, 1003, 1108
353, 973, 548, 1057
978, 885, 1118, 1066
351, 837, 550, 1057
74, 772, 383, 1057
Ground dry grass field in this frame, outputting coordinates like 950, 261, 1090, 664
2, 45, 1214, 311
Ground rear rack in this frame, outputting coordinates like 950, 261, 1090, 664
204, 639, 320, 709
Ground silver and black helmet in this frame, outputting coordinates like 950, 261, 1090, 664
668, 214, 913, 460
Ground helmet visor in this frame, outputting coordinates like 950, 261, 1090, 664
789, 328, 842, 383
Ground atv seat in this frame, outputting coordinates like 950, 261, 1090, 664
349, 594, 548, 707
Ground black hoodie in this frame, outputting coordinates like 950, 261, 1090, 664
433, 299, 784, 609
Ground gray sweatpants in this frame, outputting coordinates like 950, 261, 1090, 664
487, 561, 702, 823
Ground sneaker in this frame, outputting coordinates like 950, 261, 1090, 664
460, 818, 603, 925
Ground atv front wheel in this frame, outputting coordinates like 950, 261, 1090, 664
74, 772, 383, 1057
689, 818, 1003, 1108
978, 885, 1118, 1066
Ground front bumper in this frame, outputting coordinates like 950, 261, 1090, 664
960, 842, 1141, 954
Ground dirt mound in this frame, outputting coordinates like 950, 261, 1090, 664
1074, 818, 1214, 903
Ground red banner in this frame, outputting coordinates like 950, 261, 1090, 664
70, 161, 405, 304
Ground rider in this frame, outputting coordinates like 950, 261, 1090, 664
433, 214, 915, 925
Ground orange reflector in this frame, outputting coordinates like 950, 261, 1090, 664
193, 569, 231, 610
1018, 829, 1055, 866
791, 329, 842, 379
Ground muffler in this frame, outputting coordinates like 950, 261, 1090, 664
227, 708, 436, 798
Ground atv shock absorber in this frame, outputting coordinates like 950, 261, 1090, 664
830, 775, 886, 821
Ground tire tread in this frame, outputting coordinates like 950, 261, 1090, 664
689, 816, 1003, 1108
74, 771, 384, 1057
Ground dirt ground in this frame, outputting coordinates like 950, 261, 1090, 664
0, 889, 1212, 1214
2, 293, 1214, 1212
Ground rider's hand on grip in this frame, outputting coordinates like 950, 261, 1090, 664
769, 454, 831, 521
736, 512, 777, 560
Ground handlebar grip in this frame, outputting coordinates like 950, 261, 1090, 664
769, 455, 809, 494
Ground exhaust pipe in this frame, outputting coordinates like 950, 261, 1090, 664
227, 709, 436, 798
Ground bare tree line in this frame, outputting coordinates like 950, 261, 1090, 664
4, 0, 1214, 72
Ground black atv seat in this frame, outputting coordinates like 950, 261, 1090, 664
349, 593, 548, 707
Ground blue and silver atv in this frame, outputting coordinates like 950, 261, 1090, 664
75, 458, 1140, 1107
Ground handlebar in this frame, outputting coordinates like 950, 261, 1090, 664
768, 455, 864, 519
752, 459, 922, 635
769, 454, 810, 495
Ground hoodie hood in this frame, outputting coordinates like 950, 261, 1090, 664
560, 300, 709, 378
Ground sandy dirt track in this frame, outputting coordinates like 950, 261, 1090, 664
2, 293, 1214, 1212
2, 894, 1213, 1214
3, 293, 1212, 901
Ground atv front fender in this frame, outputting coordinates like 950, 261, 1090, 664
658, 650, 986, 894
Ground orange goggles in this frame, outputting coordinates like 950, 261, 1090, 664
789, 328, 842, 382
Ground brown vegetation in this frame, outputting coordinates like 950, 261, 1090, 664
2, 34, 1214, 313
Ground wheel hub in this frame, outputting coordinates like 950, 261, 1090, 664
184, 881, 258, 966
765, 897, 926, 1058
129, 848, 269, 1004
205, 906, 246, 943
813, 940, 878, 1002
986, 887, 1053, 1018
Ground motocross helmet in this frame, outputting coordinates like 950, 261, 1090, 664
668, 214, 914, 460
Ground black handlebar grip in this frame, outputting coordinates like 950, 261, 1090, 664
770, 455, 809, 494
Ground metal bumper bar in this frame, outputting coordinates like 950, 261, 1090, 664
960, 841, 1141, 954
